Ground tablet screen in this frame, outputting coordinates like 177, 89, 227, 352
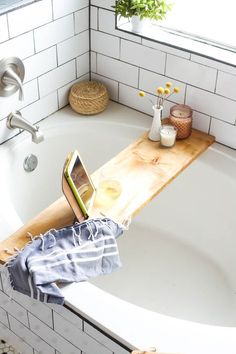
70, 154, 95, 209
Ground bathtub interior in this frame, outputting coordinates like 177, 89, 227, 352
1, 103, 236, 329
90, 146, 236, 327
0, 117, 146, 228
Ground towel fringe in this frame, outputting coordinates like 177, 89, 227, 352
72, 226, 81, 246
87, 222, 94, 241
39, 235, 45, 251
2, 217, 126, 303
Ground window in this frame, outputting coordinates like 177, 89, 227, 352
0, 0, 38, 15
157, 0, 236, 50
117, 0, 236, 66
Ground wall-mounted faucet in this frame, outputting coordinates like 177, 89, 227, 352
7, 111, 44, 144
0, 57, 25, 101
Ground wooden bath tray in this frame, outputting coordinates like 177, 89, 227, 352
0, 129, 214, 264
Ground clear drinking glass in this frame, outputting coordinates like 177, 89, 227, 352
95, 165, 122, 208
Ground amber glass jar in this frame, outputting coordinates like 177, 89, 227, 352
169, 104, 193, 139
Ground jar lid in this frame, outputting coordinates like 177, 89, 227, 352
70, 81, 107, 100
170, 104, 192, 118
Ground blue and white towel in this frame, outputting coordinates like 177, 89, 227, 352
7, 218, 123, 305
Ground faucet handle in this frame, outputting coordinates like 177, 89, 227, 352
2, 67, 24, 101
0, 57, 25, 100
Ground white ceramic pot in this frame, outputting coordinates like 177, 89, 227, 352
148, 105, 163, 142
130, 15, 148, 33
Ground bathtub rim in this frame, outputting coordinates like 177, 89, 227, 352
1, 102, 236, 353
62, 280, 236, 354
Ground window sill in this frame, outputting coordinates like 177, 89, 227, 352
0, 0, 39, 15
117, 22, 236, 68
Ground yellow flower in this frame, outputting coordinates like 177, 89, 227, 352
139, 91, 145, 97
174, 87, 180, 93
164, 88, 171, 95
157, 87, 165, 95
166, 82, 172, 88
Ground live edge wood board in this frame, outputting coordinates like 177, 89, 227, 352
0, 129, 214, 264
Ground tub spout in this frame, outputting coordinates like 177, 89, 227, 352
6, 111, 44, 144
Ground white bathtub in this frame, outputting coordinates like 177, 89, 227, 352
0, 102, 236, 354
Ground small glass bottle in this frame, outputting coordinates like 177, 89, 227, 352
169, 104, 193, 139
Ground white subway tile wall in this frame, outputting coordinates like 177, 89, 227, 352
191, 53, 236, 76
34, 15, 74, 52
52, 0, 89, 19
7, 0, 52, 38
90, 0, 114, 10
0, 0, 90, 144
91, 73, 119, 101
97, 54, 139, 87
91, 1, 236, 149
192, 111, 211, 134
0, 272, 131, 354
53, 312, 112, 354
185, 85, 236, 124
1, 0, 236, 351
76, 52, 90, 78
57, 31, 89, 66
216, 71, 236, 101
0, 79, 39, 119
84, 322, 131, 354
74, 7, 90, 34
0, 323, 34, 354
142, 38, 191, 59
20, 92, 58, 125
139, 69, 186, 104
0, 32, 35, 60
23, 47, 58, 83
0, 290, 29, 326
91, 30, 120, 59
29, 312, 81, 354
0, 306, 9, 328
120, 39, 166, 74
119, 83, 153, 115
9, 314, 55, 354
0, 15, 9, 43
210, 118, 236, 149
90, 6, 98, 30
166, 54, 217, 92
58, 73, 90, 109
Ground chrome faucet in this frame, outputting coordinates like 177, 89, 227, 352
6, 111, 44, 144
2, 66, 24, 101
0, 57, 25, 101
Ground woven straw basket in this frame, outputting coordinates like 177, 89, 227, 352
69, 81, 109, 115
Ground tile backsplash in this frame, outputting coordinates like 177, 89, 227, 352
0, 1, 236, 351
0, 272, 130, 354
90, 0, 236, 149
0, 0, 90, 144
0, 0, 236, 148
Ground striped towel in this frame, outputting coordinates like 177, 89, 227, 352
7, 218, 123, 304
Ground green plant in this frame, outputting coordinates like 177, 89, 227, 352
113, 0, 172, 20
